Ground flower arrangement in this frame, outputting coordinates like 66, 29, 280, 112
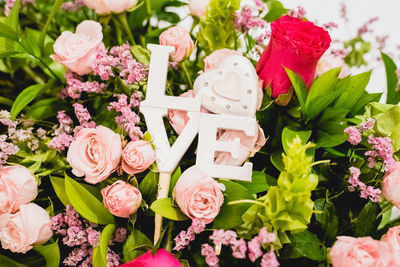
1, 0, 400, 266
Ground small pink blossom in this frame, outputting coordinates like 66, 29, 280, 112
201, 244, 219, 267
261, 250, 280, 267
344, 126, 362, 145
210, 230, 237, 247
61, 0, 84, 11
288, 6, 306, 19
231, 239, 247, 259
174, 219, 206, 251
248, 238, 263, 262
60, 71, 105, 99
359, 119, 375, 132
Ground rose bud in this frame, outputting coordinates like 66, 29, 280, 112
382, 162, 400, 208
159, 26, 194, 62
203, 48, 241, 71
101, 180, 142, 218
0, 203, 53, 253
84, 0, 138, 15
67, 126, 122, 184
119, 248, 181, 267
256, 15, 331, 101
121, 140, 156, 175
188, 0, 210, 18
0, 165, 38, 215
329, 236, 393, 267
173, 166, 224, 224
51, 20, 104, 76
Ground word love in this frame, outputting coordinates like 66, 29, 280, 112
140, 45, 260, 181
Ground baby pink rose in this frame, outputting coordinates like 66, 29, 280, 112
0, 165, 38, 215
173, 166, 224, 224
215, 124, 266, 166
382, 162, 400, 208
51, 20, 103, 76
330, 236, 393, 267
0, 203, 53, 253
382, 225, 400, 255
188, 0, 210, 18
204, 48, 241, 71
102, 180, 142, 218
67, 126, 122, 184
159, 26, 194, 62
121, 140, 156, 175
84, 0, 138, 15
167, 90, 210, 135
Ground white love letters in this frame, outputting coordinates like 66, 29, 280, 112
140, 44, 259, 181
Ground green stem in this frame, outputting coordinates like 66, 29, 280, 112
181, 62, 193, 89
118, 13, 136, 45
39, 0, 63, 48
228, 199, 264, 206
164, 221, 173, 252
22, 65, 45, 84
146, 0, 152, 15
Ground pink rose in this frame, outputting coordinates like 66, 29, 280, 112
0, 165, 38, 215
159, 26, 194, 62
0, 203, 52, 253
256, 15, 331, 99
84, 0, 138, 15
51, 20, 103, 75
382, 225, 400, 254
121, 140, 156, 175
204, 48, 241, 71
382, 162, 400, 208
188, 0, 210, 18
167, 90, 210, 135
330, 236, 393, 267
101, 180, 142, 218
215, 124, 266, 166
119, 248, 181, 267
67, 126, 122, 184
173, 166, 224, 224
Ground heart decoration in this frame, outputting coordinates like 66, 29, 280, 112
193, 55, 259, 117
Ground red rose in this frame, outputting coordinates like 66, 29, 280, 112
256, 15, 331, 99
119, 249, 182, 267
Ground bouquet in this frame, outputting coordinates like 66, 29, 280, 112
1, 0, 400, 266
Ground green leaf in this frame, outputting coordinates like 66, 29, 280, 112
0, 22, 19, 42
318, 108, 349, 125
139, 171, 158, 202
50, 176, 71, 207
25, 98, 69, 120
93, 224, 116, 267
123, 229, 153, 262
374, 105, 400, 151
169, 166, 181, 196
213, 180, 254, 229
264, 0, 288, 22
378, 208, 392, 230
10, 84, 46, 120
0, 254, 27, 267
271, 150, 284, 172
284, 230, 326, 261
131, 45, 150, 65
281, 126, 312, 155
314, 199, 338, 241
355, 202, 380, 237
33, 241, 60, 267
315, 130, 347, 148
381, 52, 400, 104
238, 170, 269, 194
334, 72, 371, 110
6, 0, 20, 31
351, 92, 382, 115
150, 198, 189, 221
307, 68, 340, 104
285, 68, 307, 113
64, 173, 115, 225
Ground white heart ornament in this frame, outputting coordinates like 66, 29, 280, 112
194, 55, 259, 117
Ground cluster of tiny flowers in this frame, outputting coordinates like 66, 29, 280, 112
173, 219, 206, 251
93, 43, 147, 84
322, 22, 339, 31
348, 167, 381, 202
288, 6, 306, 19
59, 71, 105, 100
51, 205, 126, 267
366, 134, 396, 171
61, 0, 85, 11
4, 0, 34, 16
49, 111, 74, 151
234, 5, 270, 45
201, 228, 279, 267
344, 118, 375, 146
108, 93, 143, 140
72, 103, 96, 133
357, 17, 379, 37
